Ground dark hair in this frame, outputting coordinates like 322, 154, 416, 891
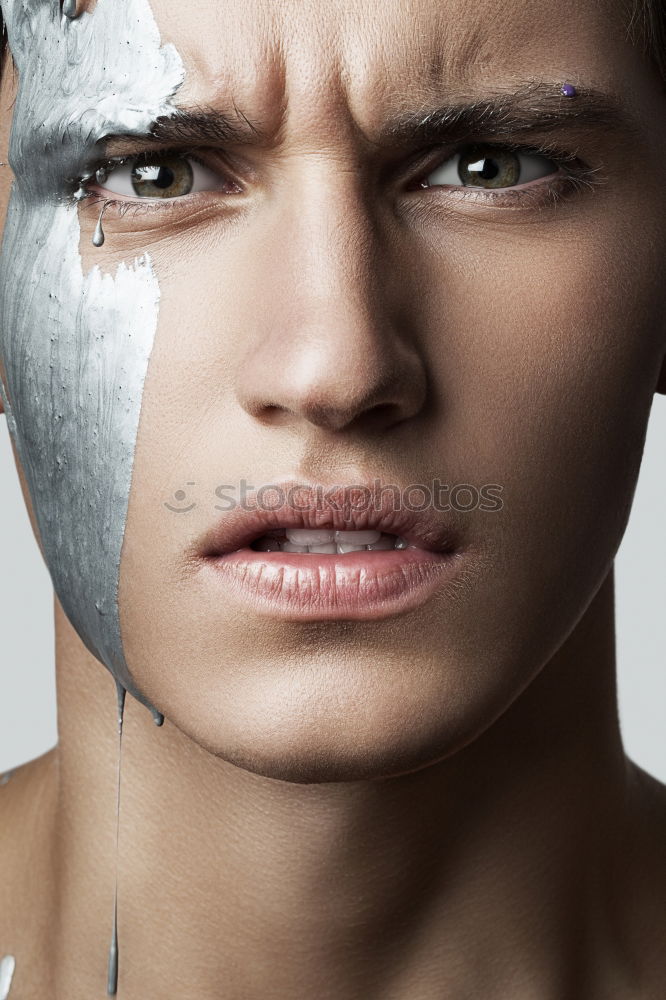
0, 1, 665, 89
628, 0, 666, 83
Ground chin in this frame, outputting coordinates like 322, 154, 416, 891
163, 693, 473, 785
207, 742, 445, 785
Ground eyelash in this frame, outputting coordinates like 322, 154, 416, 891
76, 141, 603, 218
411, 140, 604, 207
76, 150, 231, 220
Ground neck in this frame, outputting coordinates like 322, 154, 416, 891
44, 568, 647, 999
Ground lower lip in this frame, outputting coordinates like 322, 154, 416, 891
201, 545, 464, 621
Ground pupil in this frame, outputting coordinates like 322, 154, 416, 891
132, 164, 177, 189
154, 166, 175, 189
469, 157, 499, 180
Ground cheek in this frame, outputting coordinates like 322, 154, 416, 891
419, 202, 664, 488
422, 224, 663, 616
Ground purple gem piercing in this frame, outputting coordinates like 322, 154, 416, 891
560, 83, 577, 98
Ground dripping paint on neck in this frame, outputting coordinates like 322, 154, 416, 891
0, 0, 185, 718
0, 955, 15, 1000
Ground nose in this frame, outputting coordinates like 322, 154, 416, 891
234, 167, 427, 436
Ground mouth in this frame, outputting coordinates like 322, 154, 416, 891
249, 527, 418, 555
194, 481, 467, 622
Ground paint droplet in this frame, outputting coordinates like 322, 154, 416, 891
0, 955, 16, 1000
93, 203, 108, 247
107, 926, 119, 995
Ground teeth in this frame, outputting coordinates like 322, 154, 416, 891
250, 530, 417, 554
282, 541, 310, 553
334, 530, 381, 545
286, 528, 336, 545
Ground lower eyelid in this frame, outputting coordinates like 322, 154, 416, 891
80, 192, 214, 226
477, 171, 584, 202
413, 169, 589, 210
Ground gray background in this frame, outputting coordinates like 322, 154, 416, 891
1, 396, 665, 779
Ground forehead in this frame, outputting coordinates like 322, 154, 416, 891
148, 0, 629, 130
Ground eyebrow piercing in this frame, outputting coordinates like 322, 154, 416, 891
92, 201, 110, 247
560, 82, 577, 97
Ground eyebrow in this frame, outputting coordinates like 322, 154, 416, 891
376, 81, 643, 150
101, 80, 642, 155
102, 105, 267, 153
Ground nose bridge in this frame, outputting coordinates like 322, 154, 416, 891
278, 159, 382, 330
235, 157, 427, 434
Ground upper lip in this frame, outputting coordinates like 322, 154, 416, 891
196, 479, 461, 556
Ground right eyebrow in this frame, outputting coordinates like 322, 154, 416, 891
376, 81, 644, 151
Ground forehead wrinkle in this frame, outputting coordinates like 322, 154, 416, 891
314, 0, 631, 137
326, 3, 521, 146
139, 0, 635, 162
159, 5, 289, 146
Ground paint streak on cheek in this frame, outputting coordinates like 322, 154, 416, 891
0, 0, 185, 715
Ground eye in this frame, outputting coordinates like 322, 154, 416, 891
96, 153, 227, 199
422, 144, 559, 190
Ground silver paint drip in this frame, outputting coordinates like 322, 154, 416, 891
107, 681, 126, 996
0, 956, 15, 1000
93, 201, 109, 247
0, 0, 185, 718
151, 707, 165, 726
62, 0, 77, 19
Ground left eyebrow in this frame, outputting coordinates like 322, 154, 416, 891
101, 105, 268, 153
375, 81, 644, 150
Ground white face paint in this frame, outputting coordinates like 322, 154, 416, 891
0, 0, 185, 717
0, 955, 15, 1000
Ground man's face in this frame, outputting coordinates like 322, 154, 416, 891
1, 0, 665, 781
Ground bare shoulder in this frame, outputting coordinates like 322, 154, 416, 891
0, 745, 59, 847
0, 747, 59, 946
0, 745, 59, 825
